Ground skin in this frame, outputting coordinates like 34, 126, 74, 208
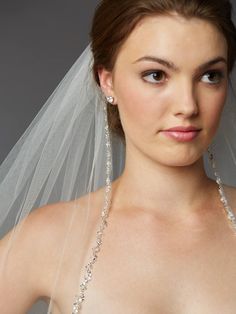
1, 13, 236, 314
99, 13, 229, 223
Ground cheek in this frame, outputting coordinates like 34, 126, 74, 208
201, 88, 227, 133
114, 77, 167, 135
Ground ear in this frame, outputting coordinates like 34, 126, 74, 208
97, 67, 117, 104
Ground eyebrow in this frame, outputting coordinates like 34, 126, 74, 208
133, 56, 227, 72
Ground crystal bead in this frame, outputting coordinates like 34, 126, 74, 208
105, 187, 111, 193
72, 105, 112, 313
93, 247, 100, 254
228, 212, 234, 218
220, 197, 226, 203
92, 256, 97, 263
80, 283, 86, 291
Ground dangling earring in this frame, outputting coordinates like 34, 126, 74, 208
207, 148, 219, 182
207, 147, 224, 188
106, 96, 115, 104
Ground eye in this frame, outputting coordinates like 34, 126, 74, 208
201, 70, 224, 85
142, 70, 167, 84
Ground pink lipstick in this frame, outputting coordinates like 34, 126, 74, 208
161, 126, 201, 142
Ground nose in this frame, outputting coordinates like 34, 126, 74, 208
173, 80, 199, 118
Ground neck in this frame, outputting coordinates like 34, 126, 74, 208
112, 146, 217, 219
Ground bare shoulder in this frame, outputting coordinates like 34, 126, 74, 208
0, 191, 103, 265
0, 190, 103, 313
0, 202, 73, 311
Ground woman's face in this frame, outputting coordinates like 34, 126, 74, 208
99, 14, 228, 167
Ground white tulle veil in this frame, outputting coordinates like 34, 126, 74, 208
0, 44, 125, 237
0, 43, 126, 313
0, 28, 236, 314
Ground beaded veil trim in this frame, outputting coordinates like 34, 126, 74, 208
71, 126, 236, 313
72, 103, 112, 314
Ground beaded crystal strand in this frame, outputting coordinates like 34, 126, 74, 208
72, 103, 112, 314
208, 148, 236, 232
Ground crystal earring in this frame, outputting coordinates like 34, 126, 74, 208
207, 147, 223, 187
106, 96, 115, 104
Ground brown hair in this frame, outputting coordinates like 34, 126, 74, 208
90, 0, 236, 140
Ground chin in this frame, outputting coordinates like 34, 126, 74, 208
167, 159, 201, 167
152, 150, 204, 168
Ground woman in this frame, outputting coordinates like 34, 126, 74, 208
1, 0, 236, 313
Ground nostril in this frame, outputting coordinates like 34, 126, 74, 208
175, 104, 199, 117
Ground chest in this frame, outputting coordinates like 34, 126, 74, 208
52, 213, 236, 314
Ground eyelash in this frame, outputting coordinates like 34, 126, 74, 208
141, 69, 225, 85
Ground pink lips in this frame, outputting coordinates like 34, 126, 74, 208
161, 126, 201, 142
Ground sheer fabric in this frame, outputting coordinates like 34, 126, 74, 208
0, 41, 235, 313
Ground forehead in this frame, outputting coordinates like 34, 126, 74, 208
115, 14, 227, 68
